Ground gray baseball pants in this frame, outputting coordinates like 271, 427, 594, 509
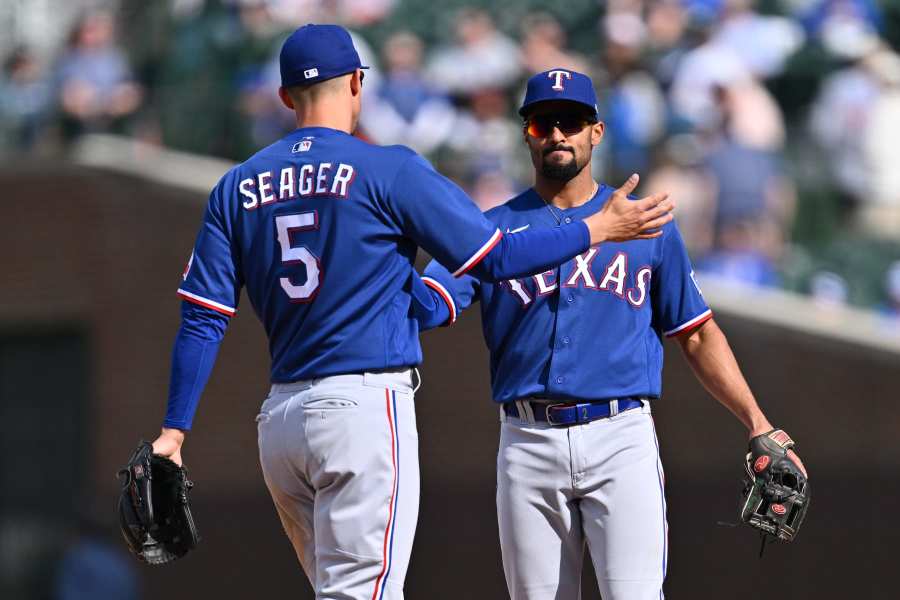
257, 369, 418, 600
497, 401, 668, 600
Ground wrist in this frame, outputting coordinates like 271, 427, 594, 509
748, 418, 773, 439
160, 427, 186, 444
586, 214, 608, 245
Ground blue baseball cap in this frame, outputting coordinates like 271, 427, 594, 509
519, 68, 599, 120
280, 24, 369, 88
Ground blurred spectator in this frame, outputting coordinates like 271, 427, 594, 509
703, 126, 794, 253
810, 42, 900, 239
600, 11, 667, 182
644, 0, 690, 87
519, 12, 589, 75
55, 11, 143, 141
695, 222, 782, 287
798, 0, 883, 59
426, 8, 521, 96
445, 87, 527, 198
668, 17, 752, 130
716, 79, 786, 151
645, 134, 716, 257
238, 57, 296, 148
860, 47, 900, 240
360, 31, 456, 155
0, 47, 52, 154
713, 0, 805, 78
697, 79, 796, 284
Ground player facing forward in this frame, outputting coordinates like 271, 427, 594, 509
145, 27, 673, 600
417, 69, 807, 600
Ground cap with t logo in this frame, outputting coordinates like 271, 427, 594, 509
519, 68, 599, 119
280, 24, 369, 88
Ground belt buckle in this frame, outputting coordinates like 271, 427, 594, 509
544, 402, 573, 426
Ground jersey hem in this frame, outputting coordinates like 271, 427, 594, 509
664, 308, 713, 337
421, 276, 457, 325
177, 288, 236, 316
452, 229, 502, 277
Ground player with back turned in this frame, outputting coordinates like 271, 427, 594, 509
415, 69, 809, 599
138, 26, 673, 600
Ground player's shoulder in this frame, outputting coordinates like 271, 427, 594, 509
483, 188, 539, 221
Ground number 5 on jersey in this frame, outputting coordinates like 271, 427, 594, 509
275, 212, 321, 302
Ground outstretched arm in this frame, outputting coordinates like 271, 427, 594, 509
387, 153, 672, 284
470, 174, 673, 282
674, 319, 806, 474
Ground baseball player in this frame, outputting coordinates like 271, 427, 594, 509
415, 69, 807, 600
146, 27, 673, 600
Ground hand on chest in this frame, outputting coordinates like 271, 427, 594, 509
498, 244, 654, 309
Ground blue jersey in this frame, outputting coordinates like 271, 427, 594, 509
178, 127, 509, 382
421, 185, 711, 403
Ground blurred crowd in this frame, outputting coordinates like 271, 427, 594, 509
3, 0, 900, 317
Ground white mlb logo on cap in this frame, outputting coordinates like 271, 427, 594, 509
304, 68, 319, 79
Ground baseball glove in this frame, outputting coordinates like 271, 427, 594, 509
117, 441, 200, 564
740, 429, 809, 544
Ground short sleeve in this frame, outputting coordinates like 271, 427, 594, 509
652, 224, 712, 337
177, 181, 243, 316
386, 154, 501, 276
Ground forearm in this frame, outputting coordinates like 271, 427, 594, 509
163, 301, 228, 430
677, 319, 772, 436
471, 222, 589, 282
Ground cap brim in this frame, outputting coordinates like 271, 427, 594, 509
519, 98, 598, 118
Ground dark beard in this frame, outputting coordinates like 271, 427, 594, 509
541, 154, 583, 181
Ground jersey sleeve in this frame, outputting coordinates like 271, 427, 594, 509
177, 179, 244, 316
652, 223, 712, 337
421, 258, 482, 328
385, 154, 502, 276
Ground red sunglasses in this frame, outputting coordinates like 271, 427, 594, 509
525, 113, 594, 138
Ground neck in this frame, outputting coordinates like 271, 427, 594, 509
294, 103, 353, 134
534, 166, 598, 209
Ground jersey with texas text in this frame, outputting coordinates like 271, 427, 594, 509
179, 126, 502, 382
421, 185, 711, 403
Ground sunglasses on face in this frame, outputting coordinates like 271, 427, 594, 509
525, 113, 594, 138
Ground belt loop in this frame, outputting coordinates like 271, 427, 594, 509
412, 367, 422, 393
517, 400, 535, 424
609, 399, 619, 417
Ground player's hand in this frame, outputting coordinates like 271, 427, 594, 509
151, 427, 186, 467
584, 174, 674, 245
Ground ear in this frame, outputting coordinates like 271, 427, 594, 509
350, 69, 362, 96
590, 121, 605, 146
278, 87, 294, 110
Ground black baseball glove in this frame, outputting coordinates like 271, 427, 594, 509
740, 429, 809, 544
117, 441, 200, 564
